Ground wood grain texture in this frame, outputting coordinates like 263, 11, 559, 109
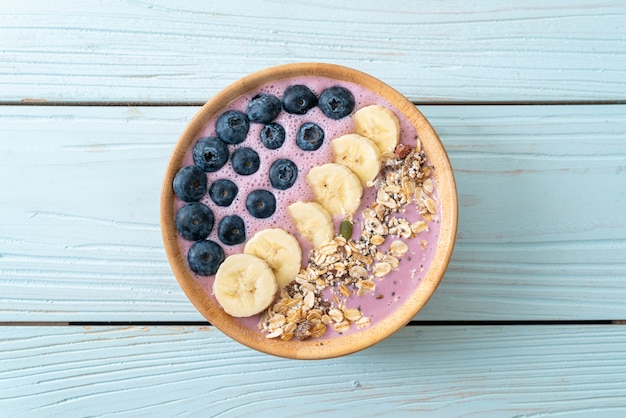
0, 105, 624, 322
1, 0, 625, 103
1, 325, 626, 417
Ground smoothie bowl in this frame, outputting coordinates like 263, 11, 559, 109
161, 63, 457, 359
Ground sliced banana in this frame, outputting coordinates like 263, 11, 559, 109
306, 163, 363, 216
213, 253, 277, 317
287, 201, 334, 249
331, 133, 381, 185
353, 104, 400, 154
244, 228, 302, 289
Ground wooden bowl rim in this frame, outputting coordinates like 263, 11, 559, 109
161, 62, 458, 359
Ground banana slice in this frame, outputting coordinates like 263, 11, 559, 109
287, 201, 334, 249
306, 163, 363, 216
353, 104, 400, 154
244, 228, 302, 289
331, 133, 381, 185
213, 253, 278, 317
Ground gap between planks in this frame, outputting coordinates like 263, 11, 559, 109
0, 320, 622, 326
1, 100, 626, 107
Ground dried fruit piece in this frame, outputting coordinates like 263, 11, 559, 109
394, 143, 412, 159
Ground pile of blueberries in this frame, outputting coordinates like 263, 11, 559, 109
173, 84, 355, 275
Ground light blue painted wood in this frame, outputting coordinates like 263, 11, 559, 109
419, 104, 626, 320
1, 2, 624, 416
1, 325, 626, 417
1, 0, 625, 103
0, 105, 624, 321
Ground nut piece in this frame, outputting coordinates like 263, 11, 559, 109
395, 144, 412, 159
295, 321, 312, 341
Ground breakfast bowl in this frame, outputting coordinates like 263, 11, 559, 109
161, 63, 457, 359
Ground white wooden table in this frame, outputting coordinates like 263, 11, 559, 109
2, 1, 626, 416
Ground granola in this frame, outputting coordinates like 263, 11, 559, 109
259, 141, 436, 340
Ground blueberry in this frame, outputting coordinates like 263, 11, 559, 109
269, 159, 298, 190
282, 84, 318, 115
216, 110, 250, 145
187, 240, 225, 276
259, 122, 286, 150
318, 86, 355, 119
208, 179, 238, 207
246, 189, 276, 218
193, 136, 229, 172
296, 122, 324, 151
218, 215, 246, 245
231, 147, 260, 175
246, 94, 281, 124
173, 165, 207, 202
175, 202, 214, 241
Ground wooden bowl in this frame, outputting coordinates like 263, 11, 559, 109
161, 63, 457, 359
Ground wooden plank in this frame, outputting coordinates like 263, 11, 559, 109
0, 105, 625, 322
1, 325, 626, 416
420, 104, 626, 321
1, 0, 625, 103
